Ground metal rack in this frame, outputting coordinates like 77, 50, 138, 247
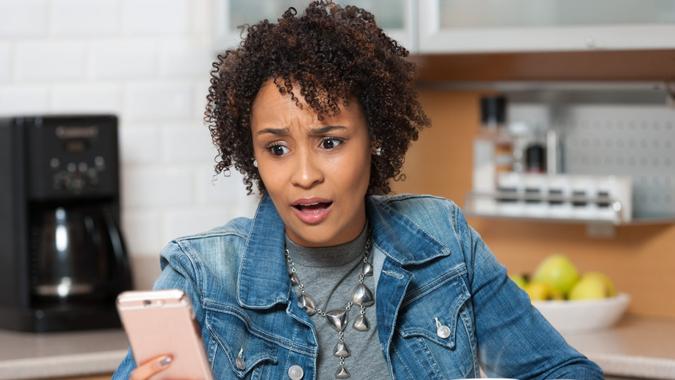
464, 82, 675, 237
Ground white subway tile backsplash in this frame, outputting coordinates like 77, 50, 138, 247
14, 41, 86, 82
0, 44, 10, 83
0, 0, 48, 37
159, 38, 213, 79
163, 206, 243, 243
124, 82, 194, 121
190, 0, 213, 37
122, 209, 163, 256
0, 85, 49, 115
122, 0, 189, 36
89, 39, 157, 80
193, 80, 210, 120
50, 83, 122, 112
195, 169, 254, 206
122, 166, 194, 208
119, 124, 162, 164
162, 126, 217, 163
50, 0, 119, 37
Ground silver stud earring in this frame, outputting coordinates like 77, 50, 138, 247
373, 147, 382, 156
252, 159, 258, 168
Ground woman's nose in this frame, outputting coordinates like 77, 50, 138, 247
291, 149, 324, 189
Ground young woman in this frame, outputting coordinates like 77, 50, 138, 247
115, 1, 603, 379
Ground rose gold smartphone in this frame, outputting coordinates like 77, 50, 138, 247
116, 289, 214, 380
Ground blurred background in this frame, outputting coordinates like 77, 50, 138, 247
0, 1, 674, 379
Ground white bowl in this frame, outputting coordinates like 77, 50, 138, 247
532, 293, 630, 333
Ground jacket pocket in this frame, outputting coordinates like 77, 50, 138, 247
204, 300, 278, 379
394, 264, 477, 379
399, 263, 471, 349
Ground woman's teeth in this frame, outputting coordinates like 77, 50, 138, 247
295, 202, 332, 210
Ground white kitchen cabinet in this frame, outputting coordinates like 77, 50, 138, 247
214, 0, 416, 52
417, 0, 675, 53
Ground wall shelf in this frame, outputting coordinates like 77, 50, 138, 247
465, 192, 675, 225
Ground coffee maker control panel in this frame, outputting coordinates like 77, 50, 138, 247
21, 115, 119, 200
50, 156, 106, 192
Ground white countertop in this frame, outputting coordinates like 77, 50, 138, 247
565, 315, 675, 379
0, 329, 127, 379
1, 315, 674, 379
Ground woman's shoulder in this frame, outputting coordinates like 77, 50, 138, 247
372, 192, 458, 207
370, 193, 463, 227
172, 216, 253, 244
158, 216, 253, 273
369, 193, 470, 254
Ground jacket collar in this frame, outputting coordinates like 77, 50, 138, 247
237, 193, 452, 309
366, 196, 452, 266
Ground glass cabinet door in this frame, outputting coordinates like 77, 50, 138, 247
418, 0, 675, 52
215, 0, 415, 52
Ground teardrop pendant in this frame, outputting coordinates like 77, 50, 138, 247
335, 365, 351, 379
333, 341, 351, 358
353, 314, 369, 331
290, 272, 300, 286
362, 262, 373, 277
325, 309, 348, 332
298, 294, 317, 316
352, 284, 374, 307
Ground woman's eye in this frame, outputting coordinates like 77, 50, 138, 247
321, 137, 343, 150
268, 144, 289, 156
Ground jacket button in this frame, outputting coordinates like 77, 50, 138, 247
435, 317, 451, 339
288, 364, 304, 380
437, 324, 451, 339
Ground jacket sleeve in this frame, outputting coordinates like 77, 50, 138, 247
452, 205, 604, 380
112, 241, 206, 380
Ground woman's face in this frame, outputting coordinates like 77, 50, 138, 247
251, 79, 371, 247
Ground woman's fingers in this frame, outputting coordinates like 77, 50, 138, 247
130, 354, 173, 380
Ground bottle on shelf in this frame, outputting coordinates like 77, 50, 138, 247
473, 94, 514, 213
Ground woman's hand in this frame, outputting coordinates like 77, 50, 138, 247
130, 354, 173, 380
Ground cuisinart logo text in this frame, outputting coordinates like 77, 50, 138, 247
55, 126, 99, 139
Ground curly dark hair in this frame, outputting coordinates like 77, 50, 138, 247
205, 0, 430, 195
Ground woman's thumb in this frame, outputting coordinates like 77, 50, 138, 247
130, 354, 173, 380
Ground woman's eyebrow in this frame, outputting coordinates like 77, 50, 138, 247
256, 125, 346, 137
308, 125, 347, 135
256, 127, 289, 136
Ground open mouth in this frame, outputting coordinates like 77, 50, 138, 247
292, 201, 333, 211
290, 199, 334, 225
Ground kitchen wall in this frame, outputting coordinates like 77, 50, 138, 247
392, 89, 675, 320
4, 1, 673, 319
0, 0, 258, 289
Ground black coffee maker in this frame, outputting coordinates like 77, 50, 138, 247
0, 115, 133, 332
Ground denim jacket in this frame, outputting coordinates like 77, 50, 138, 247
114, 193, 603, 379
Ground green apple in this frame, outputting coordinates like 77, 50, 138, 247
569, 274, 612, 300
532, 254, 580, 296
525, 282, 549, 301
582, 272, 617, 297
525, 281, 559, 301
509, 274, 528, 291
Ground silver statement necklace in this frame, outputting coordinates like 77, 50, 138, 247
284, 235, 374, 379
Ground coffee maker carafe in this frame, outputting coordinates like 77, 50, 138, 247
0, 115, 133, 332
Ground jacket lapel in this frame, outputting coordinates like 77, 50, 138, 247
237, 193, 291, 309
375, 257, 412, 362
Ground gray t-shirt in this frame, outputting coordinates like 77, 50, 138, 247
285, 225, 389, 379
